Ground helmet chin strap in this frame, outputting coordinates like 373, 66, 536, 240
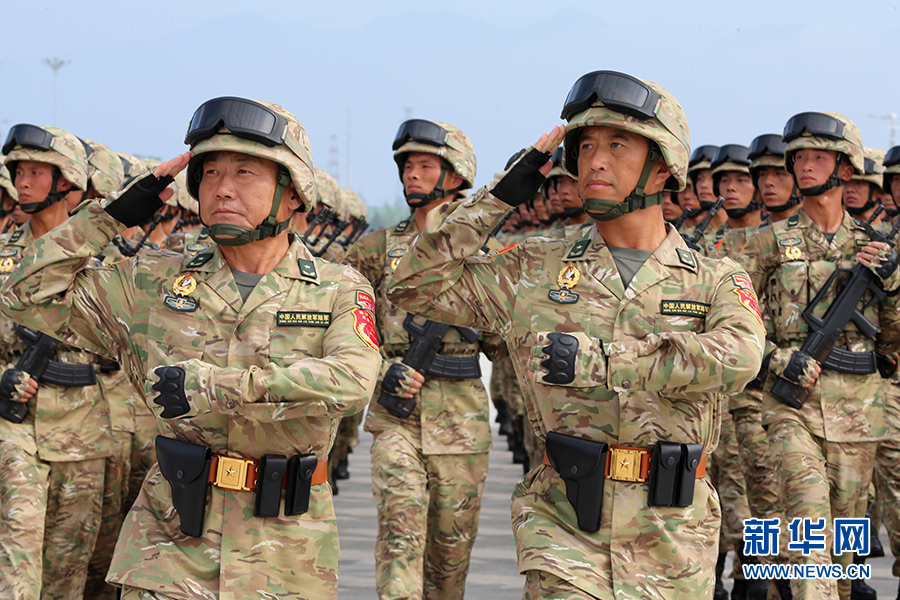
763, 184, 801, 214
204, 167, 293, 246
404, 160, 461, 208
582, 145, 663, 222
20, 167, 70, 214
723, 191, 762, 219
563, 206, 585, 217
845, 185, 877, 216
796, 159, 844, 197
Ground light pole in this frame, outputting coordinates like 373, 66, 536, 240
44, 58, 68, 126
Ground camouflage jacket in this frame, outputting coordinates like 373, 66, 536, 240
0, 201, 382, 599
164, 225, 213, 255
344, 217, 496, 455
385, 189, 765, 598
742, 208, 900, 442
0, 222, 113, 461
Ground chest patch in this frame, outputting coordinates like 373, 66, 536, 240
779, 237, 803, 247
660, 300, 709, 318
186, 243, 210, 253
276, 311, 332, 327
163, 295, 198, 312
0, 248, 19, 258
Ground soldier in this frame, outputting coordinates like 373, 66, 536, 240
684, 144, 727, 233
0, 97, 381, 599
0, 124, 113, 600
843, 147, 887, 224
660, 190, 681, 223
0, 159, 19, 233
343, 118, 499, 599
387, 70, 765, 599
742, 111, 900, 600
750, 133, 801, 223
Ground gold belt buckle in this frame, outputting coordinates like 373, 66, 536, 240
214, 456, 254, 491
607, 447, 646, 482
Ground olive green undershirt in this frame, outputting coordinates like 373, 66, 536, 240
231, 268, 264, 303
608, 246, 654, 289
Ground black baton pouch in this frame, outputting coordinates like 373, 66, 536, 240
255, 454, 288, 518
673, 444, 703, 508
155, 436, 211, 537
647, 441, 681, 507
545, 431, 609, 533
285, 454, 318, 516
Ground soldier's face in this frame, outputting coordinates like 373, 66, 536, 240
557, 176, 580, 209
695, 169, 715, 202
891, 175, 900, 207
757, 166, 795, 209
842, 180, 872, 208
718, 171, 755, 210
546, 181, 563, 214
678, 183, 699, 211
792, 148, 847, 188
577, 126, 669, 202
14, 160, 72, 206
198, 151, 299, 229
533, 193, 550, 221
660, 191, 681, 221
402, 152, 461, 200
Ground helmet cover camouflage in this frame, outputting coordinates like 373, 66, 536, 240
82, 138, 126, 198
392, 121, 476, 190
313, 167, 341, 214
338, 187, 367, 220
0, 159, 17, 201
852, 147, 885, 188
784, 111, 865, 175
4, 125, 89, 192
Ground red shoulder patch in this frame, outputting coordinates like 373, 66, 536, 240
353, 308, 379, 350
356, 290, 376, 312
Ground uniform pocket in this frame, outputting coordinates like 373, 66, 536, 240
770, 261, 809, 337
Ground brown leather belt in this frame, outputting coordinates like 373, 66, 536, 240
544, 444, 707, 483
208, 454, 328, 492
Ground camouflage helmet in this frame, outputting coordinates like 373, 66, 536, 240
748, 134, 786, 186
313, 167, 341, 214
783, 111, 865, 176
710, 144, 751, 196
852, 147, 885, 188
0, 159, 17, 202
185, 97, 317, 212
3, 124, 89, 192
338, 187, 368, 220
392, 119, 476, 204
117, 152, 149, 180
561, 71, 690, 192
171, 171, 196, 213
547, 146, 576, 181
81, 138, 126, 198
883, 145, 900, 193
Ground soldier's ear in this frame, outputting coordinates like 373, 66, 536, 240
445, 170, 463, 190
838, 161, 855, 182
284, 182, 302, 212
650, 158, 671, 191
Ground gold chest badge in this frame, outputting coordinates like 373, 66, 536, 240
557, 266, 581, 289
785, 246, 802, 260
0, 257, 14, 273
172, 274, 197, 296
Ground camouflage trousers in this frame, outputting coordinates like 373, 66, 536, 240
329, 411, 363, 477
523, 570, 598, 600
768, 419, 876, 600
874, 387, 900, 577
732, 407, 787, 564
708, 409, 752, 578
85, 431, 132, 600
125, 404, 158, 515
370, 428, 489, 600
0, 438, 105, 600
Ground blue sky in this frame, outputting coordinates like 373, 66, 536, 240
2, 1, 898, 207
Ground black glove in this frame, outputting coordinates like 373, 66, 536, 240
540, 332, 579, 385
151, 366, 190, 418
381, 362, 414, 396
782, 351, 814, 385
104, 171, 174, 227
0, 368, 28, 403
876, 249, 899, 280
490, 147, 552, 207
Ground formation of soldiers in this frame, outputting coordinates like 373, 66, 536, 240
0, 69, 897, 600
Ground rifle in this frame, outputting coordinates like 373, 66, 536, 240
671, 207, 690, 231
0, 327, 59, 423
338, 218, 369, 250
301, 207, 336, 249
771, 219, 900, 408
682, 197, 725, 251
481, 210, 513, 254
311, 217, 350, 258
377, 315, 480, 418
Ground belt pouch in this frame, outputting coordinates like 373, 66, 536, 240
673, 443, 702, 507
255, 454, 287, 518
545, 431, 608, 533
647, 441, 681, 507
285, 454, 317, 516
155, 436, 211, 537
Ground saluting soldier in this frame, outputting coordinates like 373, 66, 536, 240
387, 70, 765, 599
0, 98, 382, 599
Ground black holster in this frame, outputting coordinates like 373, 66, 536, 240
156, 436, 211, 537
545, 431, 608, 533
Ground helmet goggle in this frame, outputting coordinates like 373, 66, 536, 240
884, 146, 900, 168
185, 97, 287, 148
391, 119, 449, 151
749, 134, 786, 160
2, 124, 55, 155
561, 71, 660, 122
711, 144, 751, 170
783, 112, 845, 143
689, 145, 718, 168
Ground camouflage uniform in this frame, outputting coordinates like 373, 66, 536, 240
344, 215, 496, 599
0, 127, 113, 600
0, 100, 382, 600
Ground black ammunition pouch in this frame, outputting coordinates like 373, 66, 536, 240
285, 454, 318, 517
647, 441, 703, 508
254, 453, 317, 518
156, 436, 211, 538
40, 361, 96, 387
821, 348, 877, 375
545, 431, 608, 533
426, 354, 481, 380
